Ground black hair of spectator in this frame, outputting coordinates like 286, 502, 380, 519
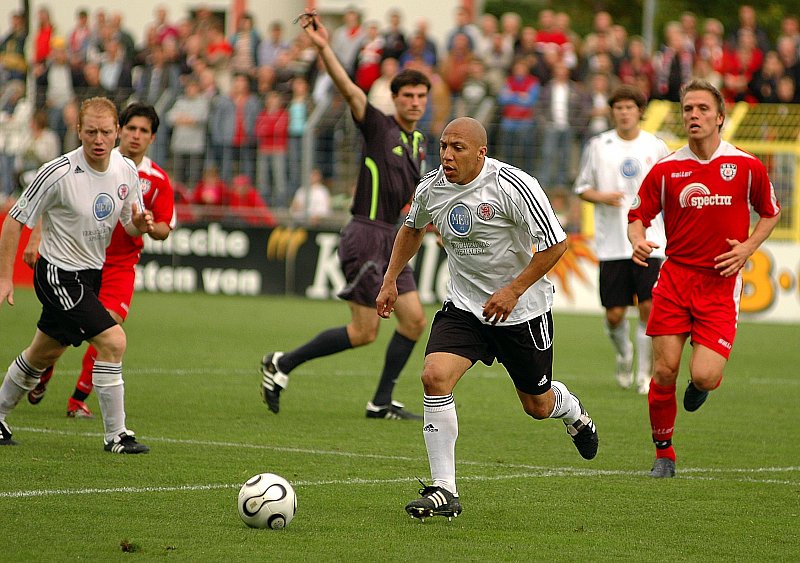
390, 69, 431, 95
608, 84, 647, 111
119, 102, 160, 134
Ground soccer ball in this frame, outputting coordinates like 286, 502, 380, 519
237, 473, 297, 529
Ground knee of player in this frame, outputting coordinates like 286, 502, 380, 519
92, 327, 127, 360
420, 366, 452, 395
690, 372, 723, 392
348, 326, 378, 347
522, 399, 551, 420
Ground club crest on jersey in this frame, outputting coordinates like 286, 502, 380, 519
476, 202, 495, 221
117, 183, 130, 200
93, 193, 115, 220
620, 158, 641, 178
139, 179, 152, 195
720, 163, 737, 181
448, 203, 472, 237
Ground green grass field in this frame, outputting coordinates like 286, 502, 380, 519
1, 288, 798, 561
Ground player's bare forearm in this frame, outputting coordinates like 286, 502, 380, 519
0, 215, 23, 306
509, 239, 567, 297
579, 188, 624, 207
301, 12, 366, 121
148, 222, 173, 241
377, 226, 425, 318
483, 239, 567, 325
628, 219, 657, 266
23, 221, 42, 268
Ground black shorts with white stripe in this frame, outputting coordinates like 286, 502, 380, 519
33, 256, 117, 347
425, 301, 554, 395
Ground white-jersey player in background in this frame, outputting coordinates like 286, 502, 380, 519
0, 97, 154, 453
377, 117, 598, 521
574, 84, 669, 394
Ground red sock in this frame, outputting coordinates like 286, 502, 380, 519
648, 381, 677, 461
76, 346, 96, 395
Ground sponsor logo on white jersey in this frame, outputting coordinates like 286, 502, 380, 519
678, 183, 732, 209
93, 193, 115, 220
476, 202, 495, 221
720, 163, 737, 181
447, 203, 472, 236
620, 158, 641, 178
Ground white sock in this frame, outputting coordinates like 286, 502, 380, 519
636, 321, 652, 382
423, 394, 458, 496
606, 318, 632, 359
0, 353, 45, 421
92, 361, 127, 442
549, 381, 581, 425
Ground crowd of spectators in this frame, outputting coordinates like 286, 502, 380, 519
1, 4, 799, 227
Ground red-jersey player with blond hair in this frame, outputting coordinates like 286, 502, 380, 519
628, 79, 781, 478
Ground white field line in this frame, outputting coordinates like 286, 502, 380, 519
45, 366, 800, 385
0, 426, 797, 500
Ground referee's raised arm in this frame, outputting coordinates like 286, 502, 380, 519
297, 11, 367, 123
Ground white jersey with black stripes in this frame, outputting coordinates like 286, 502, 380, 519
9, 148, 142, 271
406, 157, 567, 325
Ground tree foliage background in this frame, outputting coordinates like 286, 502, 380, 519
483, 0, 800, 49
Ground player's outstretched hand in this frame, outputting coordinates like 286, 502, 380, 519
132, 203, 154, 234
714, 238, 751, 277
296, 9, 328, 48
0, 278, 14, 308
376, 280, 398, 319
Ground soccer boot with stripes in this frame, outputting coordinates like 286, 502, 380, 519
565, 397, 599, 460
27, 366, 54, 405
405, 480, 462, 521
683, 381, 709, 412
104, 431, 150, 454
0, 420, 17, 446
365, 400, 423, 420
261, 352, 289, 414
649, 457, 676, 478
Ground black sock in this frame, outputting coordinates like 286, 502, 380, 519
72, 389, 89, 402
280, 327, 352, 373
372, 331, 416, 406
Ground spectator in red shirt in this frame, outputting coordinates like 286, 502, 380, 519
255, 91, 289, 207
33, 7, 54, 65
226, 175, 277, 227
192, 165, 228, 221
721, 28, 763, 103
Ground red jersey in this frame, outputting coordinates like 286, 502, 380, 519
106, 154, 176, 266
629, 141, 780, 273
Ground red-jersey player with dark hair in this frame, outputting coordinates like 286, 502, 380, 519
628, 79, 781, 478
26, 103, 175, 417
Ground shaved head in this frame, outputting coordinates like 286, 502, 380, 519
443, 117, 488, 148
439, 117, 488, 184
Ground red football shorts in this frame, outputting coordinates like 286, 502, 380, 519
647, 260, 742, 359
99, 263, 136, 321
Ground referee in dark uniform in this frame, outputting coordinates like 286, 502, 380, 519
260, 11, 431, 420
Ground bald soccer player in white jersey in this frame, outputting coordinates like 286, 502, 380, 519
0, 97, 154, 453
377, 117, 599, 521
574, 84, 670, 394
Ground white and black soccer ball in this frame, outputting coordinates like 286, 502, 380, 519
237, 473, 297, 529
